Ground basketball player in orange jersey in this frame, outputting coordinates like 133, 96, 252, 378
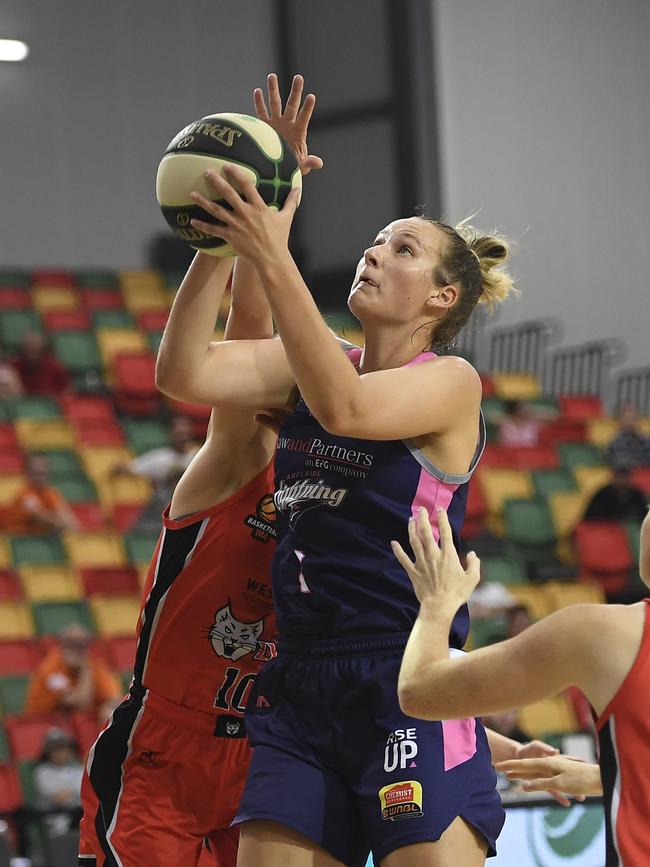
395, 506, 650, 867
77, 74, 321, 867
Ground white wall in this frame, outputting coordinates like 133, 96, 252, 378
433, 0, 650, 369
0, 0, 276, 269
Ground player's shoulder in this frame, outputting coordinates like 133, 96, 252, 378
417, 354, 482, 396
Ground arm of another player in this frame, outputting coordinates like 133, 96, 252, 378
496, 755, 603, 798
394, 508, 599, 721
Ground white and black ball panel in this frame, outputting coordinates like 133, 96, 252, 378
156, 112, 301, 257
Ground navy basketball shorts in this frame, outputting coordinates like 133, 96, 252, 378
234, 634, 504, 866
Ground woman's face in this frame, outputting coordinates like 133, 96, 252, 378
348, 218, 451, 327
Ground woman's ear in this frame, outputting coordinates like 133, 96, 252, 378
426, 284, 458, 311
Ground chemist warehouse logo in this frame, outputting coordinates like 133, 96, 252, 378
378, 781, 424, 821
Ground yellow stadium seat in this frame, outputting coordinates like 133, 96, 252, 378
18, 565, 82, 603
121, 284, 169, 313
96, 475, 152, 509
491, 372, 542, 401
0, 601, 35, 640
79, 446, 134, 483
548, 491, 588, 539
0, 474, 26, 506
96, 329, 148, 377
14, 419, 75, 450
119, 270, 164, 292
586, 417, 619, 448
507, 585, 551, 621
544, 580, 606, 612
639, 417, 650, 435
90, 594, 140, 637
518, 694, 579, 738
573, 465, 612, 499
63, 531, 126, 569
136, 564, 149, 590
0, 538, 11, 569
31, 287, 79, 313
478, 468, 534, 533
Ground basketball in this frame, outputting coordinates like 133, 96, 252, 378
156, 112, 302, 257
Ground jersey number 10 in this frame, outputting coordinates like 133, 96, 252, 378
214, 666, 257, 714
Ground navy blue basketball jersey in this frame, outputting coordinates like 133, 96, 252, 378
271, 349, 485, 646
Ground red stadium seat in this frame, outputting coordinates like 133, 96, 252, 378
70, 710, 102, 756
0, 424, 18, 450
80, 567, 140, 596
81, 288, 124, 310
0, 451, 25, 474
464, 477, 486, 539
0, 640, 40, 674
165, 399, 212, 438
539, 418, 587, 445
60, 395, 116, 427
44, 309, 91, 331
71, 503, 107, 531
137, 310, 169, 332
559, 394, 604, 420
4, 714, 74, 761
105, 636, 137, 672
479, 444, 512, 468
114, 353, 159, 416
0, 763, 22, 812
631, 467, 650, 496
479, 374, 496, 397
0, 572, 22, 602
74, 420, 125, 446
112, 503, 144, 532
0, 288, 31, 309
32, 269, 76, 288
575, 521, 633, 595
510, 445, 559, 470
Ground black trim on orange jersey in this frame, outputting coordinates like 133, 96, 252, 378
598, 719, 620, 866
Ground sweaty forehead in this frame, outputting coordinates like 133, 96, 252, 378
376, 218, 442, 251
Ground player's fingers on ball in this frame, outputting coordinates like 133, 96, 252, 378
203, 170, 241, 209
189, 192, 230, 223
267, 72, 282, 116
283, 186, 302, 214
253, 87, 270, 120
222, 165, 260, 204
285, 74, 304, 120
189, 218, 228, 239
391, 540, 415, 574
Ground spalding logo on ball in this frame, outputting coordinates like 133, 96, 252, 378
156, 112, 302, 257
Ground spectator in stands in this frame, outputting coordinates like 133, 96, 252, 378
583, 462, 648, 523
467, 566, 516, 621
10, 331, 70, 396
34, 727, 83, 838
607, 402, 650, 468
497, 400, 545, 448
111, 415, 197, 533
25, 624, 120, 721
504, 603, 533, 639
0, 346, 23, 397
6, 453, 79, 534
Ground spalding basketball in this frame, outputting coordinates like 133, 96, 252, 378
156, 112, 302, 257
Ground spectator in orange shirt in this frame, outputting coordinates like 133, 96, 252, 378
6, 453, 78, 534
25, 624, 121, 721
10, 331, 70, 396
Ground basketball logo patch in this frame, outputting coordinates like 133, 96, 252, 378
378, 781, 423, 821
244, 493, 277, 543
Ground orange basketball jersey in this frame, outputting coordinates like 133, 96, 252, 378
133, 463, 277, 720
597, 598, 650, 867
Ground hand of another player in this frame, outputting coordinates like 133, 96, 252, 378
254, 73, 323, 176
391, 507, 481, 614
496, 755, 602, 800
189, 165, 300, 268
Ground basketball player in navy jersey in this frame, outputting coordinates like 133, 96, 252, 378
395, 507, 650, 867
157, 75, 557, 866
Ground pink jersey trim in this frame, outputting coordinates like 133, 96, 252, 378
410, 467, 458, 542
442, 717, 477, 771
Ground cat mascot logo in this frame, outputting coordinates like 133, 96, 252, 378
209, 601, 264, 661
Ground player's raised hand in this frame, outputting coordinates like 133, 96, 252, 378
496, 755, 602, 800
254, 73, 323, 176
391, 507, 481, 612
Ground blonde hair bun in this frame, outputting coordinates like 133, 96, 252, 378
455, 222, 516, 311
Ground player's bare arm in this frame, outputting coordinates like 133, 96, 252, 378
496, 755, 603, 799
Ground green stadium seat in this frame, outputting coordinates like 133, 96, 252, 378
147, 330, 164, 354
0, 674, 29, 714
0, 725, 9, 761
32, 601, 94, 637
124, 532, 159, 565
75, 269, 119, 289
54, 476, 98, 503
532, 468, 577, 499
3, 396, 60, 420
480, 552, 528, 585
9, 535, 66, 567
0, 269, 31, 287
503, 498, 557, 549
469, 616, 506, 648
92, 309, 135, 329
558, 442, 604, 469
52, 331, 102, 374
41, 450, 83, 479
18, 759, 37, 807
122, 419, 169, 455
529, 396, 559, 415
0, 309, 42, 350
